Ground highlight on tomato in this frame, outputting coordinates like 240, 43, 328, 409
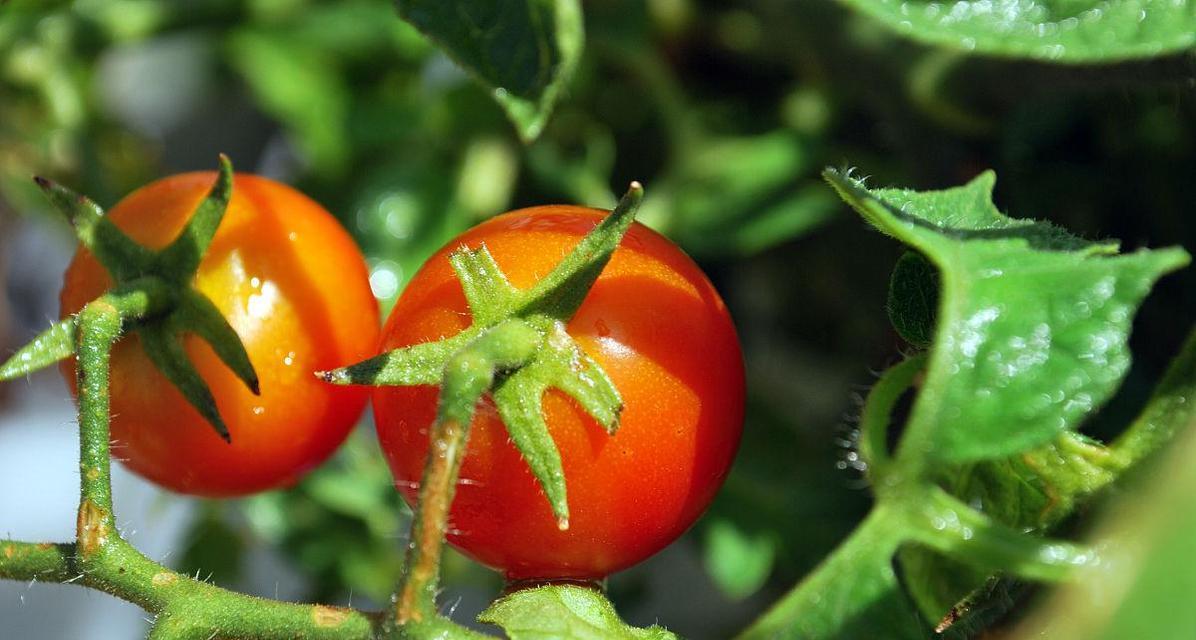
59, 171, 380, 496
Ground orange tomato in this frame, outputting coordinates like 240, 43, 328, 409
60, 172, 379, 496
373, 206, 744, 579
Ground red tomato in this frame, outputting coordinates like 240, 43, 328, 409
374, 206, 745, 579
60, 173, 379, 497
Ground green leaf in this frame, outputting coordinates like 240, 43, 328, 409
173, 289, 259, 396
396, 0, 584, 143
826, 168, 1189, 464
1113, 324, 1196, 462
518, 181, 643, 320
157, 154, 233, 280
138, 325, 230, 442
0, 316, 75, 380
888, 251, 938, 348
648, 133, 838, 256
900, 431, 1126, 625
839, 0, 1196, 62
703, 518, 776, 601
33, 176, 152, 279
479, 584, 678, 640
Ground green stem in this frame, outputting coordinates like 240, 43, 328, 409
904, 486, 1096, 583
859, 355, 926, 485
394, 320, 542, 626
0, 541, 75, 582
75, 299, 123, 520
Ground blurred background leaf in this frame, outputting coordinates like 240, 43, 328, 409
839, 0, 1196, 62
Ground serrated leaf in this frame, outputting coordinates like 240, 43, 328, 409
826, 169, 1189, 464
840, 0, 1196, 63
479, 584, 677, 640
396, 0, 584, 143
0, 316, 76, 380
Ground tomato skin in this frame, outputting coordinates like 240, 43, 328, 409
373, 206, 745, 579
60, 173, 379, 497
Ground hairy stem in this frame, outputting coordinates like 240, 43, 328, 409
395, 320, 542, 625
0, 541, 75, 582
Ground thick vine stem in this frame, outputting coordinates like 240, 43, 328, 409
395, 319, 543, 625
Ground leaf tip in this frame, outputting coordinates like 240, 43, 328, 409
315, 368, 344, 385
32, 175, 51, 190
557, 515, 570, 531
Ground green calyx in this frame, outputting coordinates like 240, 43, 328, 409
0, 155, 258, 442
325, 182, 644, 528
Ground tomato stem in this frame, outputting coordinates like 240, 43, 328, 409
395, 319, 542, 625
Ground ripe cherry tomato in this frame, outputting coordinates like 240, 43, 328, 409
374, 206, 745, 579
60, 173, 379, 496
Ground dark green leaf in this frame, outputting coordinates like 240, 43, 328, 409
157, 154, 233, 279
840, 0, 1196, 62
827, 169, 1189, 464
518, 182, 642, 320
396, 0, 584, 143
174, 288, 258, 395
138, 325, 230, 442
649, 134, 837, 256
888, 251, 938, 348
479, 584, 677, 640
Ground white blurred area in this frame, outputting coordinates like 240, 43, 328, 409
0, 369, 193, 639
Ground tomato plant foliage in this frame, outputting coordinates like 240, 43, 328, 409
839, 0, 1196, 62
